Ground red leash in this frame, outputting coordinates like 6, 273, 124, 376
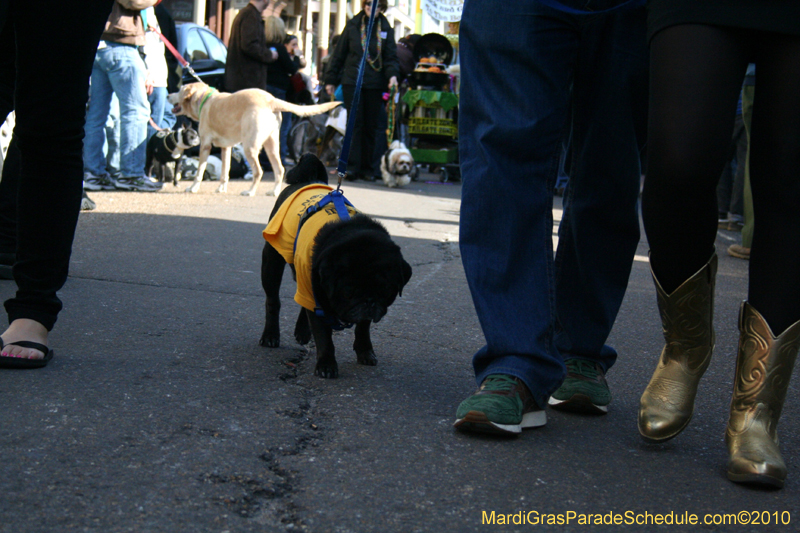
149, 27, 205, 84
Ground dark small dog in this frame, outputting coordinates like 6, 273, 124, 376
260, 154, 412, 378
145, 125, 200, 185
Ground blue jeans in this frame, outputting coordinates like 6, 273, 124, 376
458, 0, 648, 408
147, 86, 174, 141
266, 85, 292, 163
83, 42, 149, 178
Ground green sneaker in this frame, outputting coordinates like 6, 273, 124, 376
548, 359, 611, 414
454, 374, 546, 435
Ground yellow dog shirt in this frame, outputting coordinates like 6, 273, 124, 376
263, 184, 359, 311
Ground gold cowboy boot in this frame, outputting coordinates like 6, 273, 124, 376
639, 253, 716, 442
726, 301, 800, 488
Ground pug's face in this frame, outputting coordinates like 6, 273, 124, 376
314, 223, 412, 324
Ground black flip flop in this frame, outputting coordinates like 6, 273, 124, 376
0, 340, 54, 369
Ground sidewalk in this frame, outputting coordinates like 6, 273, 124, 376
1, 172, 795, 532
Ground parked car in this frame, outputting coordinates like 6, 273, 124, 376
175, 22, 227, 90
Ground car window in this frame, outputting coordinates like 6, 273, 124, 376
185, 28, 209, 62
200, 29, 227, 64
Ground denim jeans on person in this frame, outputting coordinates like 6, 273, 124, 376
147, 86, 176, 142
266, 85, 292, 164
458, 0, 648, 409
83, 42, 150, 179
0, 0, 112, 330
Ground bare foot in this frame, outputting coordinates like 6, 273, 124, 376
1, 318, 49, 360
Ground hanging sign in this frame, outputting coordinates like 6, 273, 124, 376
423, 0, 463, 22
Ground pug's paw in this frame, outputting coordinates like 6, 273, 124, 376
314, 360, 339, 378
259, 332, 280, 348
356, 349, 377, 366
294, 319, 311, 345
295, 331, 311, 345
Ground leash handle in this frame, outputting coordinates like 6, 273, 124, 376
336, 5, 380, 187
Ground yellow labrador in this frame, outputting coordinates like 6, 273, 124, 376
168, 82, 341, 196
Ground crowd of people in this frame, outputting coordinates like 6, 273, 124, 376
2, 0, 799, 493
74, 0, 403, 200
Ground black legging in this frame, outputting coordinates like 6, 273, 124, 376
643, 24, 800, 335
0, 0, 112, 330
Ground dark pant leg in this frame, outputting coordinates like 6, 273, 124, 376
0, 10, 16, 254
459, 0, 578, 408
728, 114, 746, 216
359, 89, 383, 177
554, 6, 648, 371
341, 84, 363, 175
4, 0, 112, 330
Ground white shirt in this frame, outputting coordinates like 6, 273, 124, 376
142, 7, 169, 88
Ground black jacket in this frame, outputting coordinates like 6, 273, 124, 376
324, 11, 399, 90
266, 41, 299, 92
224, 4, 275, 93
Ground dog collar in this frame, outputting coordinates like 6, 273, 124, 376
198, 89, 216, 116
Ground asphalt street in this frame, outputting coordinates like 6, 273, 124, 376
1, 170, 797, 533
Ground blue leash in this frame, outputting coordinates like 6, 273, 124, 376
535, 0, 644, 15
336, 4, 380, 188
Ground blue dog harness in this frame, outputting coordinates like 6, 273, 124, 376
293, 189, 357, 331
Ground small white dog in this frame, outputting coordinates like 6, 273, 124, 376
380, 140, 417, 188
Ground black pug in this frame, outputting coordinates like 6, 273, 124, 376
145, 125, 200, 184
260, 154, 412, 378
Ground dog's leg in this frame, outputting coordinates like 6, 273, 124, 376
241, 145, 263, 197
259, 242, 286, 348
306, 310, 337, 378
174, 157, 183, 185
294, 308, 311, 345
162, 161, 174, 183
353, 321, 378, 366
187, 144, 211, 193
259, 133, 284, 197
216, 147, 231, 194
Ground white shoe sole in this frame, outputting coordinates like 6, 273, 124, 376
548, 395, 608, 414
454, 410, 546, 435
